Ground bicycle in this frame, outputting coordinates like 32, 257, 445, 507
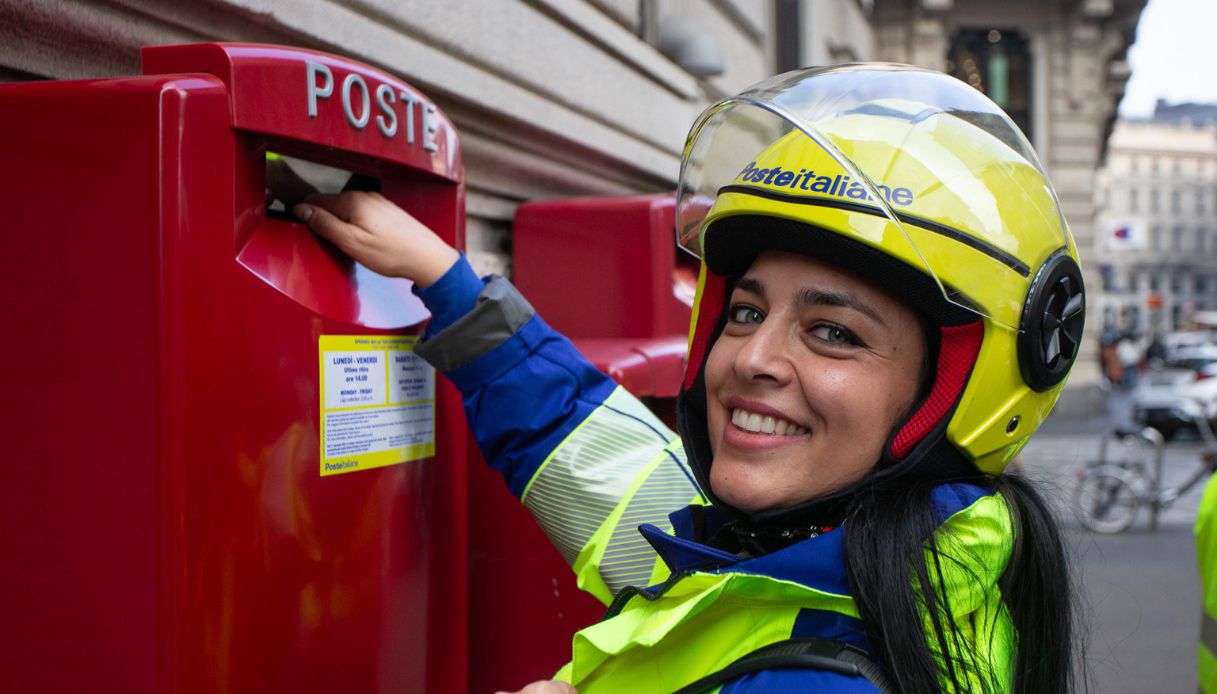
1074, 402, 1217, 534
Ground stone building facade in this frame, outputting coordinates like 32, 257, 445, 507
1, 0, 855, 277
3, 0, 1144, 398
1093, 114, 1217, 334
871, 0, 1145, 396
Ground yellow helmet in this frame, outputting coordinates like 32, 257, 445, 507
675, 64, 1084, 502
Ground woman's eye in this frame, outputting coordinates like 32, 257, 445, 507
729, 306, 764, 324
809, 324, 858, 346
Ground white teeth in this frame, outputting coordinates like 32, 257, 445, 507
730, 408, 804, 436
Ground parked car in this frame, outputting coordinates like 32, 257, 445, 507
1163, 331, 1217, 355
1165, 344, 1217, 372
1132, 355, 1217, 440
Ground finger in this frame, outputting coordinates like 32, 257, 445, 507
304, 192, 359, 222
294, 203, 362, 249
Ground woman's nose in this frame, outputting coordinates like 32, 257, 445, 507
732, 320, 795, 384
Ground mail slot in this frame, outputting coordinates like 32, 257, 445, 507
0, 43, 468, 692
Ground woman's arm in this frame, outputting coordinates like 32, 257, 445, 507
295, 193, 650, 490
296, 194, 704, 602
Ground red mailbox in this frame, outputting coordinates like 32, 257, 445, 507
0, 44, 468, 692
466, 194, 696, 690
515, 193, 696, 420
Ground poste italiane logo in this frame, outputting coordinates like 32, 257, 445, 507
737, 161, 915, 207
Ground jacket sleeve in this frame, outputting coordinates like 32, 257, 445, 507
412, 260, 705, 603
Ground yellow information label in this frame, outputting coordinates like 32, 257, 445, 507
318, 334, 436, 476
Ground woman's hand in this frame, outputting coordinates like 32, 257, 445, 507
494, 681, 578, 694
294, 191, 460, 287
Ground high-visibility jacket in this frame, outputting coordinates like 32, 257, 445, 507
1196, 474, 1217, 692
414, 259, 1015, 692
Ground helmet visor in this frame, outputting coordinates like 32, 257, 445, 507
676, 64, 1072, 331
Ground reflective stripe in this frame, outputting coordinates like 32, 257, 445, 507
1203, 611, 1217, 656
600, 443, 701, 591
523, 388, 700, 588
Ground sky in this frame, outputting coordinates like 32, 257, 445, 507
1119, 0, 1217, 117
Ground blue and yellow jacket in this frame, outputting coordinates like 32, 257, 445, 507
413, 258, 1015, 692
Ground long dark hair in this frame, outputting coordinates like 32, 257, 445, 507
843, 471, 1081, 693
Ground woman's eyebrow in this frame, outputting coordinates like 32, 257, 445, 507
797, 287, 887, 326
736, 275, 887, 326
735, 276, 765, 297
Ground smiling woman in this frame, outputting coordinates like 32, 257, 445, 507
706, 253, 926, 512
294, 64, 1085, 693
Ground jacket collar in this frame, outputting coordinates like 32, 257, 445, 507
638, 482, 996, 597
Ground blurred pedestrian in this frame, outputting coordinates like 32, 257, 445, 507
1100, 330, 1125, 388
1118, 333, 1143, 389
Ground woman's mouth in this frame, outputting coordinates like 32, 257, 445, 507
730, 407, 808, 436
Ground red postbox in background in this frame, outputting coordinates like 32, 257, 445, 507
466, 195, 695, 690
0, 44, 468, 692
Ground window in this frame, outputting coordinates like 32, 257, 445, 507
774, 0, 801, 74
1172, 189, 1181, 213
1151, 224, 1161, 250
1173, 226, 1185, 251
1128, 306, 1142, 332
1151, 189, 1160, 213
1130, 273, 1140, 292
1131, 188, 1140, 213
947, 28, 1033, 141
1198, 188, 1206, 215
1198, 276, 1209, 294
1151, 274, 1162, 291
1171, 274, 1183, 293
1199, 227, 1208, 253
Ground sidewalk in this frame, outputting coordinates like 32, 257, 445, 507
1022, 405, 1203, 692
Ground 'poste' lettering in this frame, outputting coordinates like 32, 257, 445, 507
306, 60, 438, 152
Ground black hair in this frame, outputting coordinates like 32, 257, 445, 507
843, 470, 1083, 693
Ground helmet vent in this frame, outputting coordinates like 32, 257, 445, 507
1018, 253, 1085, 392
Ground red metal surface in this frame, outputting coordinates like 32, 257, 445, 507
467, 195, 696, 689
466, 447, 607, 693
574, 337, 689, 399
514, 194, 695, 340
0, 44, 467, 693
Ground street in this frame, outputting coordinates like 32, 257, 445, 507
1022, 399, 1207, 692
